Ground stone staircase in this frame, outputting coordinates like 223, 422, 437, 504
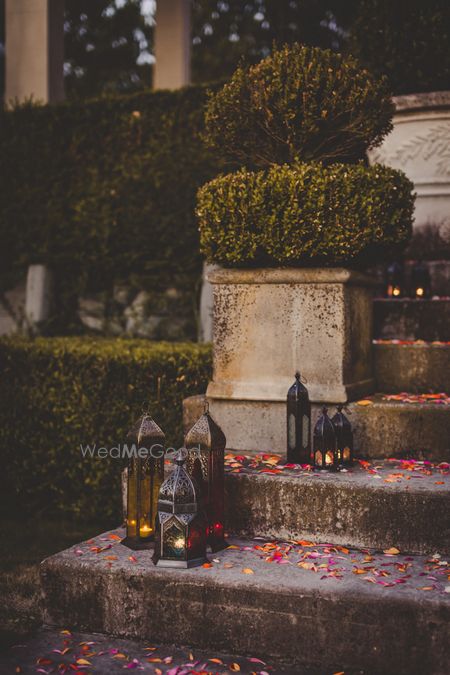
40, 294, 450, 674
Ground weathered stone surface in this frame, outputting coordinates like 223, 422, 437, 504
0, 628, 297, 675
348, 394, 450, 461
25, 264, 53, 331
374, 298, 450, 341
224, 460, 450, 555
0, 281, 25, 335
368, 90, 450, 238
183, 393, 206, 435
182, 394, 450, 458
41, 530, 450, 675
206, 267, 376, 453
375, 342, 450, 393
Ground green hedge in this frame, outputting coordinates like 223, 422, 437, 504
197, 162, 415, 267
0, 337, 212, 521
204, 44, 394, 169
0, 85, 223, 332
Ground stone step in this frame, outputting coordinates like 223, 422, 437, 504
374, 340, 450, 393
347, 394, 450, 461
41, 529, 450, 675
224, 457, 450, 556
373, 298, 450, 341
184, 393, 450, 461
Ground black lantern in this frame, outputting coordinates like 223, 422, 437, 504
122, 414, 165, 550
153, 449, 207, 568
286, 371, 311, 464
313, 407, 338, 471
331, 405, 354, 468
185, 403, 226, 552
385, 261, 404, 298
411, 261, 431, 299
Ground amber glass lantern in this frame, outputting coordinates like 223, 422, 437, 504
185, 403, 226, 552
331, 405, 354, 468
122, 414, 165, 550
385, 261, 404, 298
313, 407, 338, 471
153, 449, 207, 568
411, 261, 431, 299
286, 371, 311, 464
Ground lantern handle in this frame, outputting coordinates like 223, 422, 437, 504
337, 404, 352, 416
204, 399, 210, 414
295, 371, 308, 384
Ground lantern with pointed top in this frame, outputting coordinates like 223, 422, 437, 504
411, 261, 431, 299
385, 261, 404, 298
331, 405, 354, 468
286, 371, 311, 464
185, 402, 226, 552
313, 407, 338, 471
153, 449, 207, 568
122, 414, 165, 550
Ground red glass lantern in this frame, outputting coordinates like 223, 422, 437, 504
313, 407, 338, 471
185, 402, 226, 552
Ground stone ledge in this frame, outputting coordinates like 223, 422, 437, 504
374, 341, 450, 393
373, 298, 450, 341
41, 530, 450, 675
224, 458, 450, 555
207, 266, 378, 286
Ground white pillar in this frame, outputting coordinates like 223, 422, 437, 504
5, 0, 64, 105
154, 0, 190, 90
25, 264, 53, 331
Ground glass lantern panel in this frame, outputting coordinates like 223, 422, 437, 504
126, 459, 138, 538
163, 521, 186, 560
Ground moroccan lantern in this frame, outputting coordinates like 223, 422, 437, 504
286, 371, 311, 464
411, 261, 431, 299
313, 407, 338, 471
331, 405, 354, 468
185, 402, 226, 552
153, 449, 207, 568
122, 414, 165, 550
385, 261, 404, 298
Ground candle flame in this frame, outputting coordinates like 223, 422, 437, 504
392, 287, 400, 297
416, 287, 424, 297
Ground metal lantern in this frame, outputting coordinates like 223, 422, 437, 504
153, 449, 207, 568
185, 403, 226, 552
286, 371, 311, 464
331, 405, 354, 468
313, 407, 338, 471
122, 414, 165, 550
385, 261, 404, 298
411, 261, 431, 298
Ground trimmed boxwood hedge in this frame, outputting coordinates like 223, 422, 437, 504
197, 163, 415, 267
0, 337, 212, 520
0, 84, 224, 331
204, 44, 394, 169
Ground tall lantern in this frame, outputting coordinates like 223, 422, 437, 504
122, 414, 165, 550
411, 261, 431, 299
385, 261, 404, 298
185, 403, 226, 552
286, 371, 311, 464
313, 407, 338, 471
153, 449, 207, 568
331, 405, 354, 468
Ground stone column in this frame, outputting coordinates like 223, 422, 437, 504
5, 0, 64, 105
25, 264, 53, 333
154, 0, 191, 90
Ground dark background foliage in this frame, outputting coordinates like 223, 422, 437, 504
0, 84, 222, 332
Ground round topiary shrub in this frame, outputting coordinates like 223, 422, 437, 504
204, 44, 394, 169
197, 163, 415, 267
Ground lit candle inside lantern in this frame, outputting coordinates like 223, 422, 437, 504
325, 451, 334, 465
174, 536, 185, 549
415, 287, 424, 297
392, 287, 401, 297
139, 524, 152, 537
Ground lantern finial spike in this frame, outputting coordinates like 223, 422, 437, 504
295, 370, 301, 380
204, 399, 210, 414
174, 448, 188, 465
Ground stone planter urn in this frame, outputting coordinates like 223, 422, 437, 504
368, 91, 450, 241
206, 267, 377, 454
